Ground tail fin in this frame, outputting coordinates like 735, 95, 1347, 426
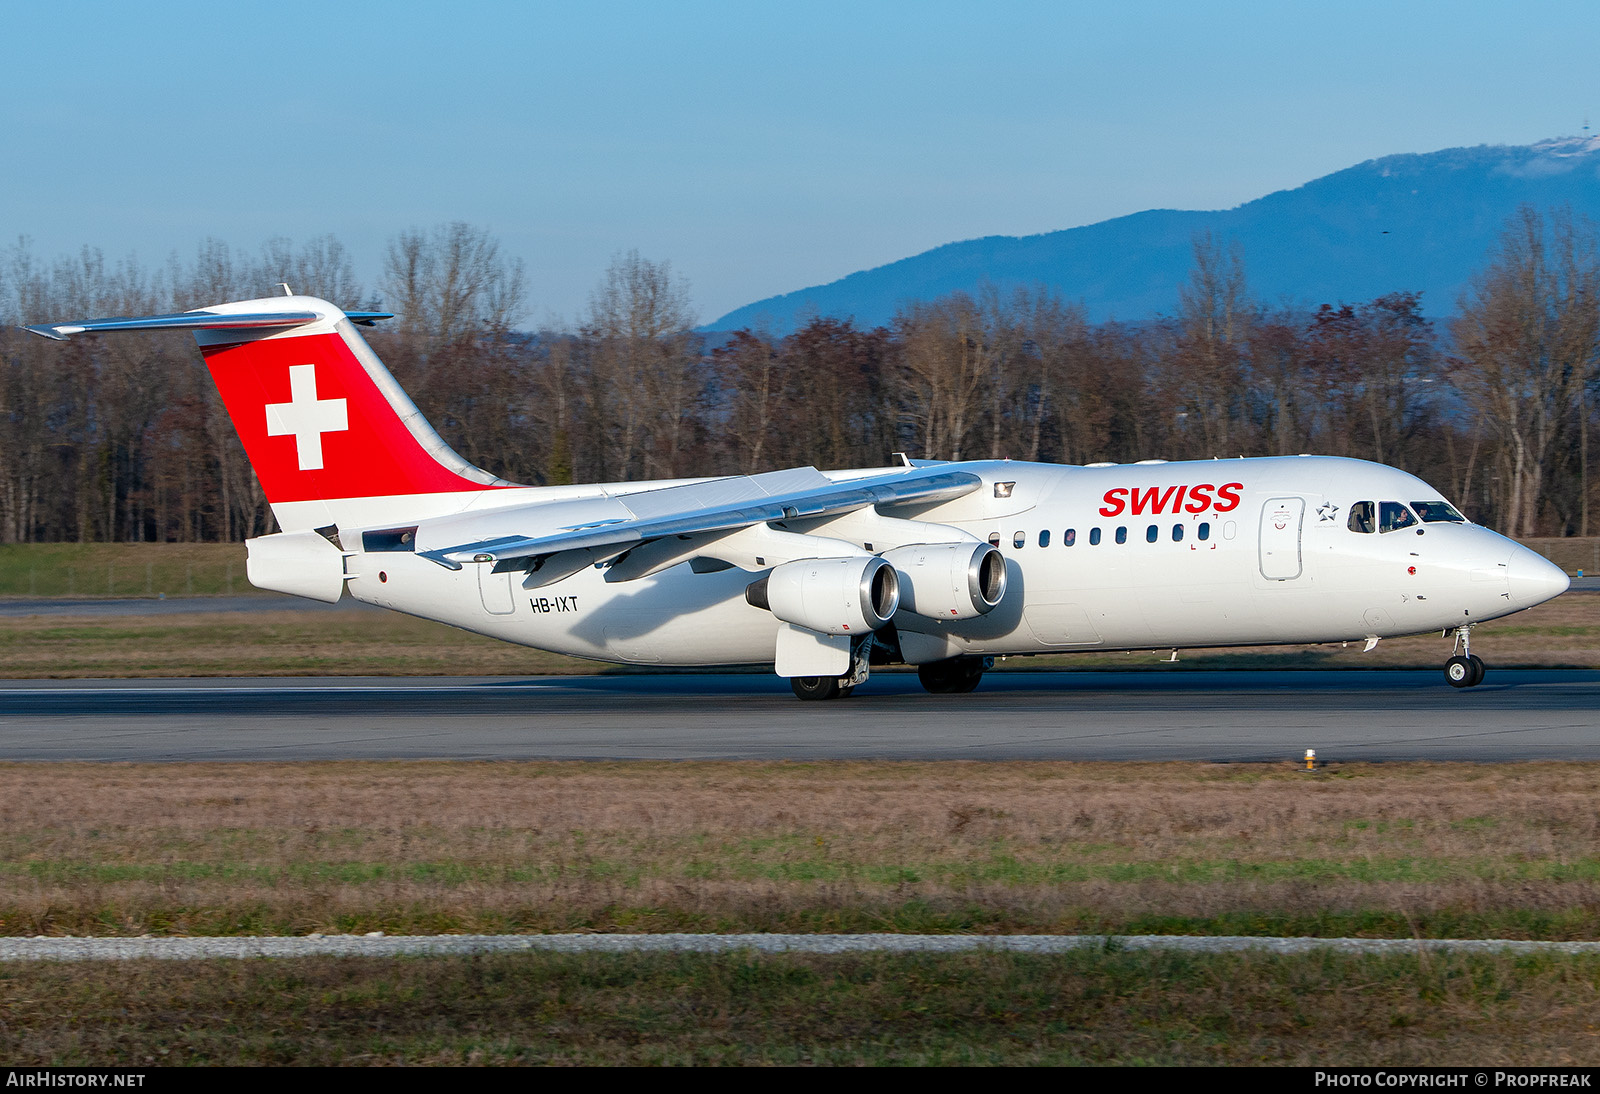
28, 295, 514, 530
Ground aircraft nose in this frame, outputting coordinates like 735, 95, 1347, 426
1506, 546, 1570, 608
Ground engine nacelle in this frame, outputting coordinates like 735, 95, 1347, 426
745, 556, 900, 636
882, 541, 1007, 620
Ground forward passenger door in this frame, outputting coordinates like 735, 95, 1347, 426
1259, 498, 1305, 580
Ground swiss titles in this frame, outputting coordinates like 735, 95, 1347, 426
1097, 482, 1243, 518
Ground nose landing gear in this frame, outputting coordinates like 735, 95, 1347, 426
1444, 625, 1486, 688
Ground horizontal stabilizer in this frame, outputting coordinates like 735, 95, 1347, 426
23, 308, 392, 341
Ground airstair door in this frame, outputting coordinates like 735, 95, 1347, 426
1259, 497, 1305, 580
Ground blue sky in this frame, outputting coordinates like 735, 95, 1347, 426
2, 0, 1596, 324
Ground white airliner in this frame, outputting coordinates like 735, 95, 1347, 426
26, 295, 1570, 698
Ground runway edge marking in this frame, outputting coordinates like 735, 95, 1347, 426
4, 934, 1600, 960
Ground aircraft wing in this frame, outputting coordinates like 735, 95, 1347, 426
424, 464, 983, 570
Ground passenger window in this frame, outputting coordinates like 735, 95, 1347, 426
1013, 531, 1026, 549
1172, 524, 1184, 542
1347, 501, 1375, 534
1064, 529, 1076, 547
1198, 522, 1210, 541
1115, 527, 1128, 545
1412, 501, 1466, 524
988, 532, 1000, 547
1089, 528, 1102, 546
1146, 524, 1158, 543
1379, 502, 1418, 533
1039, 530, 1050, 548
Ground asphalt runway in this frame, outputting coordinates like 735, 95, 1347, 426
4, 669, 1600, 762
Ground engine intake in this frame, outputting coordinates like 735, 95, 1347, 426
745, 556, 899, 636
883, 541, 1007, 619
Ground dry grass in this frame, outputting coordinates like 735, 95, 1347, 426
0, 610, 596, 677
0, 543, 253, 598
2, 591, 1598, 678
5, 948, 1600, 1065
4, 761, 1600, 939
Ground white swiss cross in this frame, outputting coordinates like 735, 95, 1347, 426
265, 364, 348, 471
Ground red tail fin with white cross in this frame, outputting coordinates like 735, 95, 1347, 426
27, 295, 515, 530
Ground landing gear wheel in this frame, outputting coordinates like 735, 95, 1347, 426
791, 676, 844, 701
917, 656, 988, 695
1444, 655, 1480, 689
1447, 625, 1485, 687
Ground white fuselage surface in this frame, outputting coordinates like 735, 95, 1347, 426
342, 456, 1560, 667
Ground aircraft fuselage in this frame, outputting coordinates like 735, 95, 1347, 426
343, 456, 1565, 668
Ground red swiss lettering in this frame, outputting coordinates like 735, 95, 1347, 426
1097, 481, 1243, 518
1131, 485, 1181, 515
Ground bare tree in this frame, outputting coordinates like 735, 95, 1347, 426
1008, 287, 1090, 463
373, 223, 533, 481
581, 251, 700, 479
896, 292, 994, 461
715, 329, 785, 473
1171, 233, 1255, 458
260, 235, 364, 305
1452, 206, 1600, 535
382, 222, 526, 355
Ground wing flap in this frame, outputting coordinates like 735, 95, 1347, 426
615, 466, 833, 521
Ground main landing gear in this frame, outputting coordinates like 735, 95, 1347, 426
790, 675, 852, 701
790, 651, 995, 699
916, 656, 992, 695
1444, 625, 1487, 688
790, 643, 873, 701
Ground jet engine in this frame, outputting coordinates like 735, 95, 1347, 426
745, 556, 900, 636
882, 541, 1007, 620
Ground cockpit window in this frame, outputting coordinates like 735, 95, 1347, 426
1347, 501, 1375, 534
1412, 501, 1466, 524
1379, 501, 1418, 533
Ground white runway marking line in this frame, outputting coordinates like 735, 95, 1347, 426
6, 934, 1600, 961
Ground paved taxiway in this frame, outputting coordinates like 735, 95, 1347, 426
4, 669, 1599, 762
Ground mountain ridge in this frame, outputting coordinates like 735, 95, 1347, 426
705, 137, 1600, 333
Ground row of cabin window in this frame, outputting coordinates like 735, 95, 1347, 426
992, 523, 1214, 550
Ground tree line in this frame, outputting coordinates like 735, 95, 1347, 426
1, 207, 1597, 544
